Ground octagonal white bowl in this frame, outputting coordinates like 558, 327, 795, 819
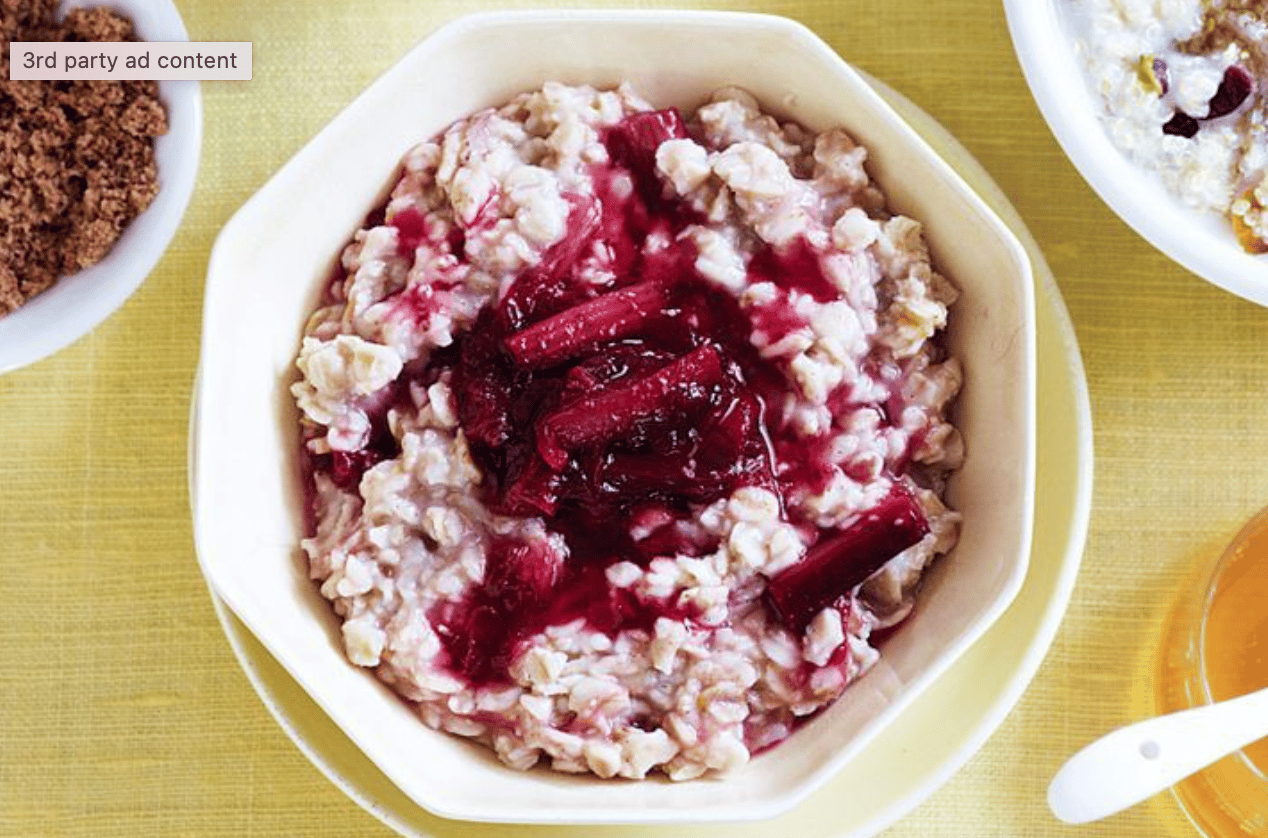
193, 10, 1035, 825
1005, 0, 1268, 307
0, 0, 201, 374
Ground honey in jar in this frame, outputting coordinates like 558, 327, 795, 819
1157, 507, 1268, 836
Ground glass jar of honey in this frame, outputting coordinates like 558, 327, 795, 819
1157, 505, 1268, 836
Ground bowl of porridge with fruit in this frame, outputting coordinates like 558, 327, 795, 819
193, 10, 1034, 824
1007, 0, 1268, 305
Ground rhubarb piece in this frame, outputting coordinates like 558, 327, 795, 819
536, 343, 724, 469
431, 596, 509, 685
566, 346, 678, 395
591, 386, 772, 505
452, 312, 517, 447
483, 536, 565, 612
765, 483, 929, 631
1206, 66, 1253, 119
329, 449, 381, 491
562, 365, 602, 397
499, 455, 562, 517
499, 194, 602, 328
698, 391, 761, 468
431, 536, 564, 685
505, 280, 669, 368
596, 450, 698, 499
605, 108, 690, 183
598, 450, 758, 504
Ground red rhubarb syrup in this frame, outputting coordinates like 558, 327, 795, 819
305, 109, 929, 687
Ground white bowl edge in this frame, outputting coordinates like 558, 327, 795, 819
191, 73, 1084, 838
194, 9, 1037, 825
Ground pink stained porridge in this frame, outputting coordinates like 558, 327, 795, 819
291, 82, 963, 781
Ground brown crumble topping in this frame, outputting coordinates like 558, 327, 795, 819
0, 0, 168, 315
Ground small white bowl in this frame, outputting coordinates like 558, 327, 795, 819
0, 0, 202, 374
194, 10, 1035, 825
1004, 0, 1268, 307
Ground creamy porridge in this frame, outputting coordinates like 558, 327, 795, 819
291, 83, 963, 780
1072, 0, 1268, 251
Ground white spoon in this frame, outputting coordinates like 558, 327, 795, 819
1048, 685, 1268, 824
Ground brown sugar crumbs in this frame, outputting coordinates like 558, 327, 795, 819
0, 0, 168, 315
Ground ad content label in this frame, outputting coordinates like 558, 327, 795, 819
10, 42, 252, 80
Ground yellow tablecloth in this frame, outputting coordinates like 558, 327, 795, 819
4, 0, 1267, 835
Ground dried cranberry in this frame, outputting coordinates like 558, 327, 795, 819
1206, 65, 1253, 119
1163, 111, 1200, 138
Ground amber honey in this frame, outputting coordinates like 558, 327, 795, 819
1203, 523, 1268, 772
1157, 507, 1268, 837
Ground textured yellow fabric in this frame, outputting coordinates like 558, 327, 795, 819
3, 0, 1267, 835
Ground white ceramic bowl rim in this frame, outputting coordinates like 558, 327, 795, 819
195, 75, 1091, 838
194, 8, 1036, 825
1003, 0, 1268, 307
0, 0, 202, 374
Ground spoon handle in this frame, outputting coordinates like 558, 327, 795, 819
1048, 685, 1268, 824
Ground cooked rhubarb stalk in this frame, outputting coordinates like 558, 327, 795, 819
499, 456, 562, 517
483, 536, 565, 612
605, 108, 689, 181
454, 311, 516, 447
536, 343, 724, 469
500, 195, 602, 327
765, 483, 929, 632
504, 280, 668, 368
597, 450, 696, 497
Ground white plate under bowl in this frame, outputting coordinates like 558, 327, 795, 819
0, 0, 202, 373
192, 77, 1092, 838
1004, 0, 1268, 307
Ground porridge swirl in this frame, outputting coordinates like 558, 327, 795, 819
291, 83, 963, 780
